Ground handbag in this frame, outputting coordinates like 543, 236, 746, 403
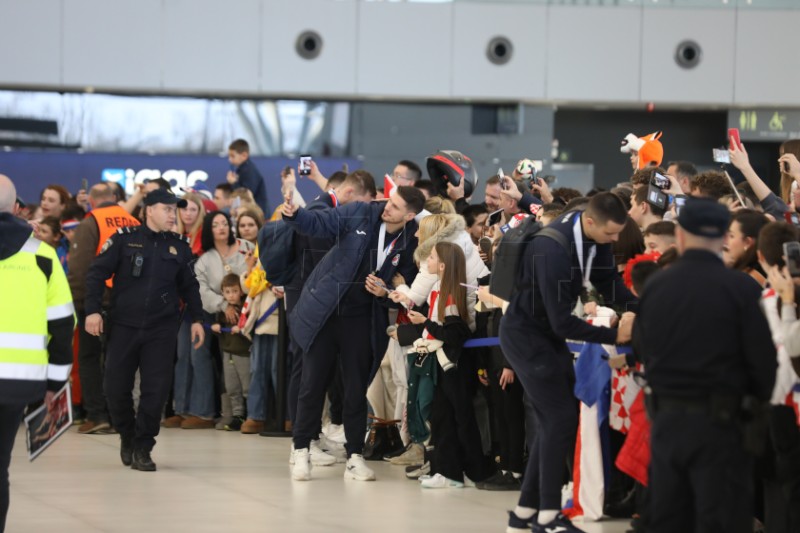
361, 415, 404, 461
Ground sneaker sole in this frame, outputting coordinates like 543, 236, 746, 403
291, 472, 311, 481
344, 471, 376, 481
310, 456, 336, 467
78, 423, 111, 434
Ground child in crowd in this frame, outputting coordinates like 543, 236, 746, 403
36, 216, 68, 271
406, 242, 493, 489
210, 274, 252, 431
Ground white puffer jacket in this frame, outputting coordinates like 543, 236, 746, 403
395, 214, 489, 330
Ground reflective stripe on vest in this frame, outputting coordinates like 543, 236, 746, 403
0, 239, 51, 381
90, 205, 140, 288
0, 362, 47, 381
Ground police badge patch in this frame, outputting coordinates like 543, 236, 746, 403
100, 238, 113, 254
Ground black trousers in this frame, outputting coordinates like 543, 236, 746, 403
0, 403, 24, 533
104, 323, 178, 452
293, 313, 372, 457
501, 329, 577, 510
430, 364, 493, 483
649, 411, 753, 533
77, 310, 109, 423
488, 368, 526, 474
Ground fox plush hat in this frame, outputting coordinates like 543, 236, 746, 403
620, 131, 664, 169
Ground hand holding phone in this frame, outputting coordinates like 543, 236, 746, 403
728, 128, 741, 151
299, 155, 312, 176
783, 241, 800, 277
499, 168, 509, 191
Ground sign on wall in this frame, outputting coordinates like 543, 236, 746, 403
728, 109, 800, 142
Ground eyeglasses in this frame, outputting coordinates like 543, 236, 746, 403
212, 222, 229, 229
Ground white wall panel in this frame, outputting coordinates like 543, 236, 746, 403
734, 10, 800, 106
451, 3, 546, 100
261, 0, 357, 96
640, 9, 735, 104
163, 0, 261, 93
0, 0, 62, 86
547, 6, 642, 102
357, 2, 453, 98
63, 0, 161, 90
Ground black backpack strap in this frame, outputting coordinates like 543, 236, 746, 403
535, 227, 570, 252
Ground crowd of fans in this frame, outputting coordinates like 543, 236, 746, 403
9, 132, 800, 533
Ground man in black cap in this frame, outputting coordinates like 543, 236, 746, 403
85, 189, 205, 471
632, 196, 777, 533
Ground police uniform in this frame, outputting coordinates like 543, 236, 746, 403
85, 190, 203, 471
632, 197, 777, 533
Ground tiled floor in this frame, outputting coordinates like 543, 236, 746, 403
6, 427, 631, 532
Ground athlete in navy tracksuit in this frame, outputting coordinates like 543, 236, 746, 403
500, 193, 637, 532
282, 186, 424, 480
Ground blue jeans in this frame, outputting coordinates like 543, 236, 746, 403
173, 315, 215, 418
247, 334, 277, 421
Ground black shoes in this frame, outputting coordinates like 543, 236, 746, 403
475, 471, 522, 491
120, 438, 133, 466
131, 449, 156, 472
531, 513, 586, 533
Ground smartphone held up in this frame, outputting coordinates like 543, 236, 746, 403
299, 154, 312, 176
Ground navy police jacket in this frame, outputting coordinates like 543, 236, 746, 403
85, 225, 203, 329
284, 201, 418, 360
502, 210, 637, 347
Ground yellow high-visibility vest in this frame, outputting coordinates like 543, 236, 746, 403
0, 236, 74, 383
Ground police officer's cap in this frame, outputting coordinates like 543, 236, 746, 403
144, 189, 188, 208
677, 196, 730, 238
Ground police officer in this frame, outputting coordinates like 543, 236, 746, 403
85, 189, 204, 472
499, 192, 638, 533
632, 196, 776, 533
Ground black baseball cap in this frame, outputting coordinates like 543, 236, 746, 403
677, 196, 730, 238
143, 189, 188, 208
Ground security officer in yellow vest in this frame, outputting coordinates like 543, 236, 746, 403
85, 189, 204, 472
0, 174, 75, 532
68, 183, 140, 435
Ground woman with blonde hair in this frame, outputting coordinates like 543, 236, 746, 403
177, 192, 206, 256
424, 196, 456, 215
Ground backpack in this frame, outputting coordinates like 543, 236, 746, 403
256, 219, 296, 287
489, 216, 570, 301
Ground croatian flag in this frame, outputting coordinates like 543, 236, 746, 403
565, 341, 611, 521
384, 174, 397, 198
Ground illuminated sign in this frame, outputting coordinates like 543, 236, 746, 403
729, 109, 800, 141
101, 167, 209, 195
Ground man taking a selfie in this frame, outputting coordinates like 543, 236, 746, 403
281, 183, 424, 483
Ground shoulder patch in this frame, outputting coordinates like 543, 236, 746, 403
100, 237, 114, 254
115, 226, 139, 235
170, 231, 190, 244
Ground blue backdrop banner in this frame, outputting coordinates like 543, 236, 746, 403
0, 151, 361, 215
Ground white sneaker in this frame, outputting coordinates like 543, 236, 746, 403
291, 448, 311, 481
324, 423, 347, 444
310, 440, 337, 466
344, 454, 376, 481
420, 473, 464, 489
289, 444, 295, 465
319, 434, 345, 452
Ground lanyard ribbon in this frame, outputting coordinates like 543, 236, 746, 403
376, 223, 403, 271
573, 212, 596, 290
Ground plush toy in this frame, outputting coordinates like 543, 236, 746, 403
620, 131, 664, 169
